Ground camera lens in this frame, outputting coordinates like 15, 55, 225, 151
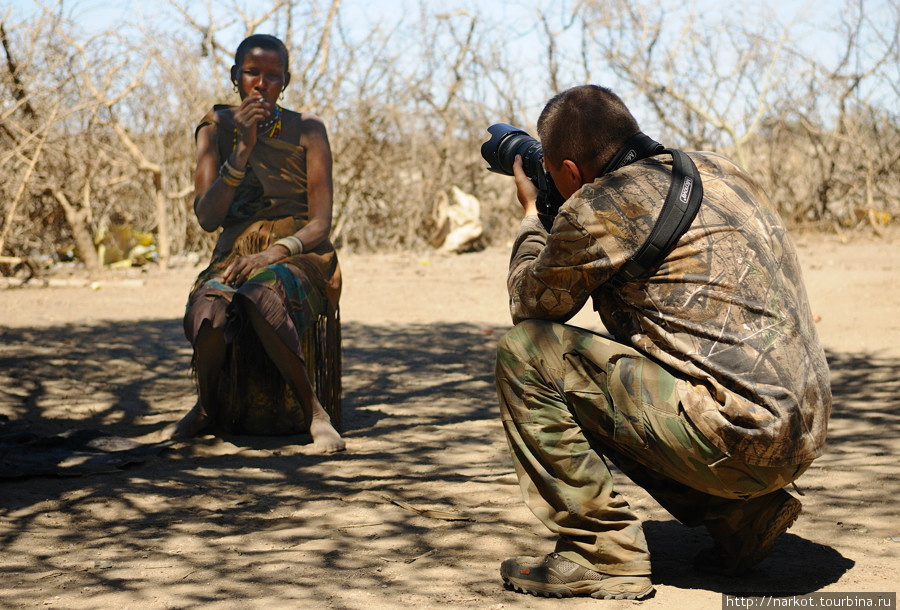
481, 122, 566, 230
481, 123, 544, 179
500, 133, 543, 176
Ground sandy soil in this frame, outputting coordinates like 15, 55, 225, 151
0, 228, 898, 609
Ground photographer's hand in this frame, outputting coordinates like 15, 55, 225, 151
513, 155, 539, 217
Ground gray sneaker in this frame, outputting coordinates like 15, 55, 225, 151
500, 553, 654, 600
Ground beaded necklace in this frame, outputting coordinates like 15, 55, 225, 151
232, 104, 282, 150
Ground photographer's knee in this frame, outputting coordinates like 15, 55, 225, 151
496, 320, 564, 385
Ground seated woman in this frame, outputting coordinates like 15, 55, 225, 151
171, 34, 344, 453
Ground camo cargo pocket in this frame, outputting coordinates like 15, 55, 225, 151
563, 351, 648, 449
606, 355, 648, 448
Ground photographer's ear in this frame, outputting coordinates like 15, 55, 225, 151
551, 159, 586, 200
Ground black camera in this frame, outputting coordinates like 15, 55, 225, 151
481, 123, 565, 231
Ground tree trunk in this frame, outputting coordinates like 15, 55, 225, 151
51, 189, 101, 272
153, 173, 170, 269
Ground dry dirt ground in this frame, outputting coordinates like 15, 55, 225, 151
1, 228, 898, 609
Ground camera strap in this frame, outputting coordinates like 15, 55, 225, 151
600, 132, 665, 175
601, 147, 704, 292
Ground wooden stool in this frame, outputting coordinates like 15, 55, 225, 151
215, 307, 343, 435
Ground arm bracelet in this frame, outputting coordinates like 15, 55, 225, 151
274, 235, 304, 256
220, 172, 242, 188
219, 159, 246, 188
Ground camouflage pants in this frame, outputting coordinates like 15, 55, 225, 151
495, 320, 808, 576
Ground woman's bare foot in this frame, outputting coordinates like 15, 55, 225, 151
309, 416, 345, 453
163, 401, 212, 440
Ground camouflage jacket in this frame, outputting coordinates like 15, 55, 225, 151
508, 151, 831, 466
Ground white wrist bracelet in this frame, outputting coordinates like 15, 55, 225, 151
274, 235, 304, 256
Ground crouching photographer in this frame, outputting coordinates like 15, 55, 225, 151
483, 85, 831, 600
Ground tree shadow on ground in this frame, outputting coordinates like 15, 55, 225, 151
0, 320, 503, 438
0, 320, 191, 437
824, 350, 900, 451
0, 319, 512, 606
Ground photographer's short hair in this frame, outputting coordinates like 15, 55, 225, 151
537, 85, 640, 176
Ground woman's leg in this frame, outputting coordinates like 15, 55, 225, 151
237, 294, 345, 453
169, 319, 226, 438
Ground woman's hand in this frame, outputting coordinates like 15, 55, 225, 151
222, 247, 285, 288
232, 97, 273, 156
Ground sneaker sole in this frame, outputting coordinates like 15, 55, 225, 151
695, 494, 802, 575
741, 495, 802, 570
501, 575, 655, 600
